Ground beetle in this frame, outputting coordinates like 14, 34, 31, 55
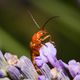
28, 10, 57, 73
30, 28, 51, 68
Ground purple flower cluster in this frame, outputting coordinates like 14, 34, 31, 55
35, 42, 80, 80
0, 51, 38, 80
0, 42, 80, 80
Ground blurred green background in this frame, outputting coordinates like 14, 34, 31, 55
0, 0, 80, 62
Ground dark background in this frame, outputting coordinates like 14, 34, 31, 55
0, 0, 80, 62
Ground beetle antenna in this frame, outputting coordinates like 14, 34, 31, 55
27, 10, 40, 29
41, 16, 58, 29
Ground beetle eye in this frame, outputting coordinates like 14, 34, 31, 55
43, 32, 45, 34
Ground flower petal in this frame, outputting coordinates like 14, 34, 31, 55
0, 51, 7, 68
68, 60, 80, 78
38, 42, 59, 67
7, 66, 22, 80
59, 60, 68, 69
35, 56, 47, 67
39, 42, 57, 57
17, 56, 38, 80
40, 63, 52, 80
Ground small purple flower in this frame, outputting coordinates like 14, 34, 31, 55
59, 59, 80, 78
4, 53, 18, 65
39, 42, 57, 58
50, 67, 70, 80
0, 51, 22, 80
68, 60, 80, 78
35, 42, 60, 68
0, 51, 39, 80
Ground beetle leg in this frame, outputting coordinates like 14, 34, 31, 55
40, 35, 51, 41
40, 35, 55, 46
49, 35, 55, 44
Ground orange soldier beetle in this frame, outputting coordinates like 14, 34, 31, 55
28, 10, 57, 73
